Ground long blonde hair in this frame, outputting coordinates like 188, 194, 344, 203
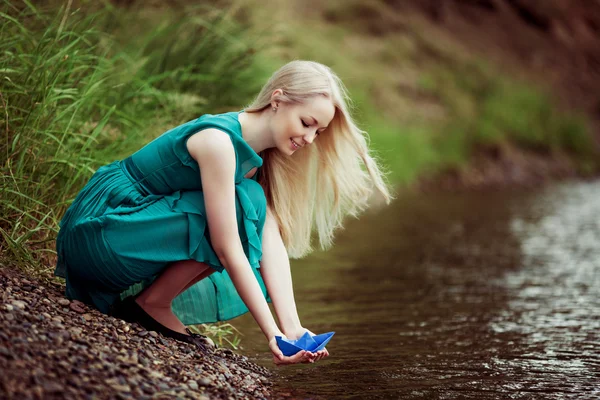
245, 60, 392, 258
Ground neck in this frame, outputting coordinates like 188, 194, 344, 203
237, 109, 274, 153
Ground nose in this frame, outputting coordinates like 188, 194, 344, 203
303, 130, 318, 145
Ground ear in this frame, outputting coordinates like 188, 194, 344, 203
270, 88, 284, 108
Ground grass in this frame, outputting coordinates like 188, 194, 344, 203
0, 1, 267, 274
188, 322, 243, 350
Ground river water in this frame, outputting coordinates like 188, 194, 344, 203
234, 181, 600, 399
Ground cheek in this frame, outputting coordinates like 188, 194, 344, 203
279, 116, 296, 139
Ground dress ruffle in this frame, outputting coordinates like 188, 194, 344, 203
118, 178, 270, 324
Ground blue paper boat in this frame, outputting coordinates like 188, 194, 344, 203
275, 331, 335, 356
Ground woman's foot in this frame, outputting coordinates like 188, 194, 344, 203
111, 296, 211, 352
134, 297, 187, 335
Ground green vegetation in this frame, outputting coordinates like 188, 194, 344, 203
0, 0, 597, 346
0, 1, 267, 274
188, 322, 243, 350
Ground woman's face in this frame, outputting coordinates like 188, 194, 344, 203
271, 93, 336, 156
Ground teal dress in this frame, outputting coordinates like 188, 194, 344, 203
54, 111, 271, 325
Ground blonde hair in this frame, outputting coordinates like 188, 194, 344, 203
245, 60, 392, 258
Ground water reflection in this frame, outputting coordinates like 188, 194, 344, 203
233, 181, 600, 399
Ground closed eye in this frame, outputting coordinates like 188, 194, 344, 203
301, 119, 309, 128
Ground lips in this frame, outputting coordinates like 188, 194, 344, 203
290, 138, 301, 150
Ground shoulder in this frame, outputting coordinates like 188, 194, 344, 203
186, 128, 235, 163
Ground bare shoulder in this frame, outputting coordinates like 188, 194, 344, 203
186, 128, 235, 163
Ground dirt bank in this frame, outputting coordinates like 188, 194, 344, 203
393, 0, 600, 190
400, 0, 600, 144
0, 267, 272, 400
417, 142, 591, 191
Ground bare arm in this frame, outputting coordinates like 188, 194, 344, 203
187, 129, 280, 342
259, 207, 330, 363
259, 207, 303, 337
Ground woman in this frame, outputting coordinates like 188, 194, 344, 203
54, 60, 391, 366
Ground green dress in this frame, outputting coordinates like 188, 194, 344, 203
54, 111, 271, 325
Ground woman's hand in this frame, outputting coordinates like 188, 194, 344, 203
268, 334, 316, 366
283, 327, 330, 363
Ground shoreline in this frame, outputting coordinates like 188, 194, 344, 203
0, 267, 272, 400
416, 143, 598, 193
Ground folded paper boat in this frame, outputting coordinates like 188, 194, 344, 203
275, 331, 335, 356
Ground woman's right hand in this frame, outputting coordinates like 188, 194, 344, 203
268, 335, 315, 366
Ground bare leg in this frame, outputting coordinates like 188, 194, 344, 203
135, 260, 214, 334
175, 266, 216, 298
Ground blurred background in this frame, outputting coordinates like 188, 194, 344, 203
2, 1, 600, 399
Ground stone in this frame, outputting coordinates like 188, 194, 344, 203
11, 300, 26, 309
42, 382, 64, 393
69, 327, 83, 336
69, 301, 86, 314
82, 313, 94, 321
199, 377, 212, 386
57, 298, 70, 306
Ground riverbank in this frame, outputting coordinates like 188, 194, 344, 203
417, 141, 598, 192
0, 267, 272, 400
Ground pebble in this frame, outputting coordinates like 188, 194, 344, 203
57, 299, 70, 306
69, 302, 86, 314
11, 300, 26, 310
0, 267, 272, 399
199, 377, 212, 386
82, 313, 94, 321
43, 382, 64, 393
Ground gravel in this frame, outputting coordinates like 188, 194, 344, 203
0, 267, 272, 399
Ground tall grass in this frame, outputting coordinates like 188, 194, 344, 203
0, 1, 267, 274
